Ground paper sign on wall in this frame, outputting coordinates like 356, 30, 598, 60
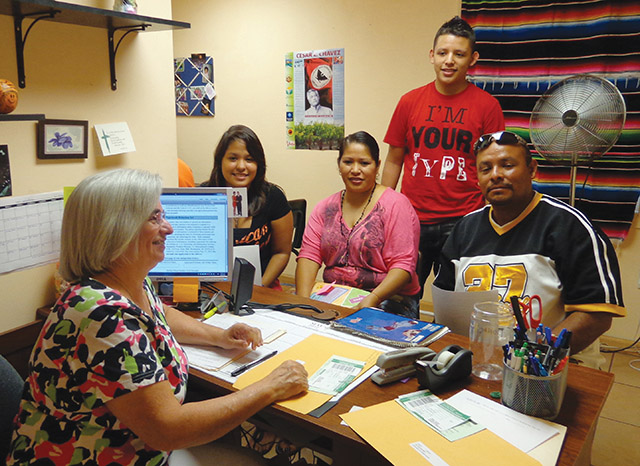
94, 122, 136, 156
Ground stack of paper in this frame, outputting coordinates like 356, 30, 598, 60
341, 389, 566, 466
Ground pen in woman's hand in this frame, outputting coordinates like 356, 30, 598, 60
231, 350, 278, 377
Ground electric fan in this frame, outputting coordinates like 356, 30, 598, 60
529, 74, 626, 205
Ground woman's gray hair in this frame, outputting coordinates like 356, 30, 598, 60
59, 168, 163, 282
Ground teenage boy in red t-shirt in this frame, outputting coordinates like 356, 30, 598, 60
382, 16, 505, 294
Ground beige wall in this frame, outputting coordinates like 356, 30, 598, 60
171, 0, 460, 271
172, 0, 640, 342
171, 0, 457, 189
0, 1, 180, 332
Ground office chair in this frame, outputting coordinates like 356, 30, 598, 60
288, 199, 307, 256
0, 355, 24, 460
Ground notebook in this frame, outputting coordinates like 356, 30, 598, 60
331, 307, 450, 347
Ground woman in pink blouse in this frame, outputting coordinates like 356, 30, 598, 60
295, 131, 421, 318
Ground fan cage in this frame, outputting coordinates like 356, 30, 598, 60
529, 75, 626, 165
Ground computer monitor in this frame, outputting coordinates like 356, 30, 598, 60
149, 187, 233, 283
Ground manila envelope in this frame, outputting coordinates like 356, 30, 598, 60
341, 400, 542, 466
233, 333, 381, 414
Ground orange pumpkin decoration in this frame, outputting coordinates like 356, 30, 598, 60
0, 79, 19, 114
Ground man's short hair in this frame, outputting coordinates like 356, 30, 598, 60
59, 169, 162, 282
473, 131, 533, 165
434, 16, 476, 52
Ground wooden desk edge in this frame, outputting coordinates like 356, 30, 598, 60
38, 282, 614, 465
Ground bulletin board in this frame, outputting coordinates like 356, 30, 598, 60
174, 54, 215, 117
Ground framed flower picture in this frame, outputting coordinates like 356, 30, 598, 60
37, 119, 89, 159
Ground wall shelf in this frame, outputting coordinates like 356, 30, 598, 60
0, 0, 190, 90
0, 113, 45, 121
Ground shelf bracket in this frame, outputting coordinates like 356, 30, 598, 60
13, 8, 61, 88
108, 24, 149, 91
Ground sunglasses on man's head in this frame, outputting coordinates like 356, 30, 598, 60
473, 131, 528, 155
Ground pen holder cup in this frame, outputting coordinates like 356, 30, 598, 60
501, 361, 568, 420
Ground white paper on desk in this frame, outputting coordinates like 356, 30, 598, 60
340, 405, 363, 426
446, 390, 559, 453
183, 312, 285, 373
431, 285, 500, 335
235, 308, 396, 354
183, 344, 247, 371
187, 308, 395, 383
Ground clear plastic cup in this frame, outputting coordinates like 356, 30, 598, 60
469, 301, 514, 380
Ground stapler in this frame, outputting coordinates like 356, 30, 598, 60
371, 347, 436, 385
414, 344, 472, 392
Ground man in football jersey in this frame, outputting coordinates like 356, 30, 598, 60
434, 131, 625, 369
382, 16, 504, 295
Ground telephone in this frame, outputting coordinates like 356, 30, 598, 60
371, 347, 436, 385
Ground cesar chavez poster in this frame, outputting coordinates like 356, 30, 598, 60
285, 48, 344, 150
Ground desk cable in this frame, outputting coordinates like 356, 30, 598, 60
600, 316, 640, 373
246, 302, 338, 322
200, 284, 337, 321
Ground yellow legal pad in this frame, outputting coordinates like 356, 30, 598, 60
341, 400, 542, 466
233, 333, 382, 414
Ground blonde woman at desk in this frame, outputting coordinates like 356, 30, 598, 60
6, 169, 307, 466
296, 131, 421, 318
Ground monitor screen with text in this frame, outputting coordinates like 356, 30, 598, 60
149, 187, 232, 282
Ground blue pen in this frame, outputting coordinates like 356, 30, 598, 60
545, 326, 553, 345
539, 363, 548, 377
533, 356, 548, 376
530, 353, 542, 376
555, 328, 567, 348
528, 355, 536, 375
526, 354, 535, 375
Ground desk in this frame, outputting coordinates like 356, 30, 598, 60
183, 283, 614, 466
37, 284, 613, 465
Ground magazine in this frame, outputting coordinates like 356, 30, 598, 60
310, 282, 370, 308
331, 307, 450, 348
